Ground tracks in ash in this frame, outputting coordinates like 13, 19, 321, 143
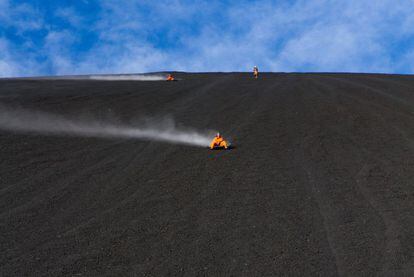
0, 73, 413, 276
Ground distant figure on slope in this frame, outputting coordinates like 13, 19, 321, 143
210, 132, 228, 150
166, 74, 175, 81
253, 66, 259, 79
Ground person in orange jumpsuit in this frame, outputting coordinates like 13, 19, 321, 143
166, 74, 175, 81
253, 66, 259, 79
210, 132, 228, 149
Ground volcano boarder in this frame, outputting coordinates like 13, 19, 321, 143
253, 66, 259, 79
166, 74, 175, 81
210, 132, 229, 150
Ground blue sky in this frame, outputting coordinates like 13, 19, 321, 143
1, 0, 414, 77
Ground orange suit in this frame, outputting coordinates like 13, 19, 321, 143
210, 135, 228, 149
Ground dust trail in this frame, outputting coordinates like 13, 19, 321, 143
0, 106, 215, 147
88, 74, 167, 81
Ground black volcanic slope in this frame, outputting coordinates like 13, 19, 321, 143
1, 73, 414, 276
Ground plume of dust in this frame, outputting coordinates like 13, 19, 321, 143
88, 74, 167, 81
0, 106, 216, 147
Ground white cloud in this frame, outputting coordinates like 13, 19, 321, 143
42, 31, 78, 75
75, 42, 169, 74
0, 39, 19, 77
55, 7, 84, 28
276, 24, 391, 72
0, 60, 18, 77
0, 37, 44, 77
0, 0, 43, 32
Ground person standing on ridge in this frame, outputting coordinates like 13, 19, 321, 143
253, 66, 259, 79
